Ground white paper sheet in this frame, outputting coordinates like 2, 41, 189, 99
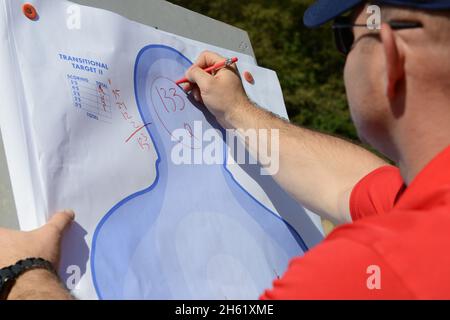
0, 0, 323, 299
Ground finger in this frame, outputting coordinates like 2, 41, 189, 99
45, 210, 75, 234
185, 65, 213, 89
194, 51, 226, 69
191, 86, 202, 103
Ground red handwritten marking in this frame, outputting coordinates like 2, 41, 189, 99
116, 101, 127, 110
184, 123, 194, 137
101, 97, 107, 112
109, 78, 151, 151
130, 120, 141, 129
138, 133, 150, 150
112, 89, 120, 100
170, 88, 185, 111
155, 86, 186, 113
125, 122, 152, 143
98, 85, 107, 112
156, 87, 171, 113
151, 78, 184, 139
150, 76, 201, 150
121, 111, 132, 120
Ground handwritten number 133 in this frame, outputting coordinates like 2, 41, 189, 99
156, 87, 185, 113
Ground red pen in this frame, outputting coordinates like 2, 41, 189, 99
175, 57, 239, 85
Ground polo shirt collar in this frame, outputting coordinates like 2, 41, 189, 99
395, 145, 450, 210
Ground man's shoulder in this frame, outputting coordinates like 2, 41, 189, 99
333, 197, 450, 244
327, 202, 450, 298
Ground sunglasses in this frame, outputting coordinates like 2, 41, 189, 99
332, 16, 423, 55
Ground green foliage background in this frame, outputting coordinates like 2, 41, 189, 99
170, 0, 358, 142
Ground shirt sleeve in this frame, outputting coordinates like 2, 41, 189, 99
260, 237, 414, 300
349, 165, 405, 221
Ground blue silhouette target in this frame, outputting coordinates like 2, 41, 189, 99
91, 45, 307, 299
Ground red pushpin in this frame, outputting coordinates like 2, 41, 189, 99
243, 71, 255, 85
22, 3, 38, 20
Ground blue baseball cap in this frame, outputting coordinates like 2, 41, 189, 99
304, 0, 450, 27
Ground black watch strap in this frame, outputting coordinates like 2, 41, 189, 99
0, 257, 57, 300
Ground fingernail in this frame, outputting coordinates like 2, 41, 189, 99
193, 91, 200, 102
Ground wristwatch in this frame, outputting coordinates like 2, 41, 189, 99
0, 257, 57, 300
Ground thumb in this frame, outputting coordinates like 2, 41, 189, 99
45, 210, 75, 234
185, 65, 213, 90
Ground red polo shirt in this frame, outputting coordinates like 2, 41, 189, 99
261, 145, 450, 299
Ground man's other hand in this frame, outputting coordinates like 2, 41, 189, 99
0, 210, 75, 269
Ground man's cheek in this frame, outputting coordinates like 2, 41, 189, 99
343, 62, 360, 115
343, 56, 359, 97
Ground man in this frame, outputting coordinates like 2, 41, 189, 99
184, 0, 450, 299
1, 0, 450, 299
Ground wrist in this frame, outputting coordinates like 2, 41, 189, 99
222, 97, 254, 129
8, 269, 54, 297
7, 269, 70, 300
0, 258, 72, 300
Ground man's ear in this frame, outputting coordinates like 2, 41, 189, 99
380, 23, 405, 100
